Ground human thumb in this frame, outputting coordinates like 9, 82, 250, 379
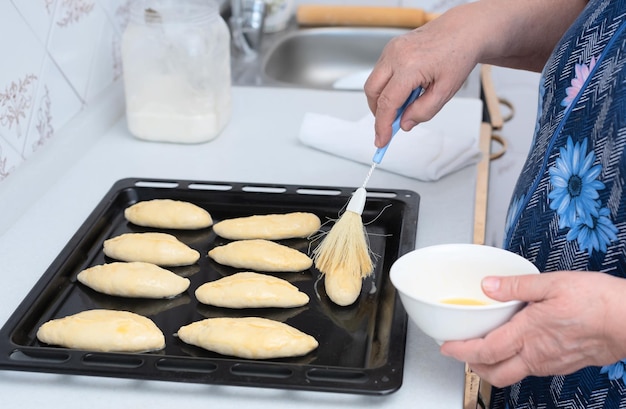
481, 274, 547, 303
401, 88, 445, 128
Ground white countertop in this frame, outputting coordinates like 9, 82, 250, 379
0, 85, 479, 408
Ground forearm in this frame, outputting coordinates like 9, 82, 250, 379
601, 274, 626, 362
443, 0, 588, 72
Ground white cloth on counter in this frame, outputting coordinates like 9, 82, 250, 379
332, 69, 371, 90
297, 98, 484, 181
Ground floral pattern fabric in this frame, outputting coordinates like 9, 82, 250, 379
493, 0, 626, 407
548, 136, 618, 255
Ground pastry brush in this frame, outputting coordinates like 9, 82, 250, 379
313, 87, 422, 306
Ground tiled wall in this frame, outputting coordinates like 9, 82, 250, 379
0, 0, 467, 183
0, 0, 130, 182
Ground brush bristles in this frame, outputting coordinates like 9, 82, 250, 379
313, 210, 373, 278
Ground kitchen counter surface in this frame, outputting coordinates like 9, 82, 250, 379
0, 86, 479, 408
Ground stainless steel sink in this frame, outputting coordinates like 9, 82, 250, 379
229, 22, 480, 98
230, 24, 408, 90
261, 27, 407, 89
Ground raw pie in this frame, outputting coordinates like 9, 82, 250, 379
212, 212, 321, 240
77, 261, 190, 299
36, 309, 165, 352
208, 239, 312, 272
177, 317, 318, 359
125, 199, 213, 230
103, 232, 200, 266
195, 272, 309, 308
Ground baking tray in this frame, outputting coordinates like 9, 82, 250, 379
0, 177, 419, 395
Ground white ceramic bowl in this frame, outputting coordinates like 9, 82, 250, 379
389, 243, 540, 344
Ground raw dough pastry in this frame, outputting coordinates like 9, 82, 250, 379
324, 266, 362, 306
213, 212, 321, 240
177, 317, 318, 359
124, 199, 213, 230
208, 239, 312, 272
77, 262, 190, 299
195, 272, 309, 308
36, 309, 165, 352
104, 232, 200, 266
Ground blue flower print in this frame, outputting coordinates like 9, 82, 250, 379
566, 205, 618, 255
601, 359, 626, 384
548, 137, 605, 229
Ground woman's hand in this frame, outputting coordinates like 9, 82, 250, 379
363, 0, 588, 148
364, 5, 481, 147
440, 271, 626, 388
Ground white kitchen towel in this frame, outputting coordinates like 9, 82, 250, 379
297, 98, 484, 181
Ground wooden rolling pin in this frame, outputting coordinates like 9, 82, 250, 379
296, 5, 440, 28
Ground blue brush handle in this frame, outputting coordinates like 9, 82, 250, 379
372, 87, 422, 164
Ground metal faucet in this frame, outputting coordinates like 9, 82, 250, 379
230, 0, 267, 58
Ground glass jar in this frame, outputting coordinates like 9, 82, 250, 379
122, 0, 231, 143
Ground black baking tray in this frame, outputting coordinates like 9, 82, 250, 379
0, 177, 419, 395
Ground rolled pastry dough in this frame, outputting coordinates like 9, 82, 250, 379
208, 239, 312, 272
195, 272, 309, 308
125, 199, 213, 229
213, 212, 321, 240
177, 317, 318, 359
77, 262, 190, 299
36, 309, 165, 352
104, 232, 200, 266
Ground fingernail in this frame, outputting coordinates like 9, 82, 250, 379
482, 276, 500, 293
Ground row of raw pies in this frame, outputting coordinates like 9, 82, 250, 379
36, 199, 333, 359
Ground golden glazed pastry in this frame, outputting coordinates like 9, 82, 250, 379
36, 309, 165, 352
124, 199, 213, 230
77, 262, 190, 299
208, 239, 312, 272
213, 212, 321, 240
195, 272, 309, 308
177, 317, 318, 359
103, 232, 200, 266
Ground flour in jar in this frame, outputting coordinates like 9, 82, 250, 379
124, 70, 231, 143
121, 0, 232, 144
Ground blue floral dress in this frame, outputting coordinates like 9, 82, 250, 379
492, 0, 626, 407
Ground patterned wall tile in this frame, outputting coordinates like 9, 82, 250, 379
25, 54, 83, 158
98, 0, 130, 35
0, 136, 22, 180
11, 0, 57, 47
94, 0, 131, 91
0, 1, 47, 175
85, 15, 121, 101
47, 0, 107, 104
